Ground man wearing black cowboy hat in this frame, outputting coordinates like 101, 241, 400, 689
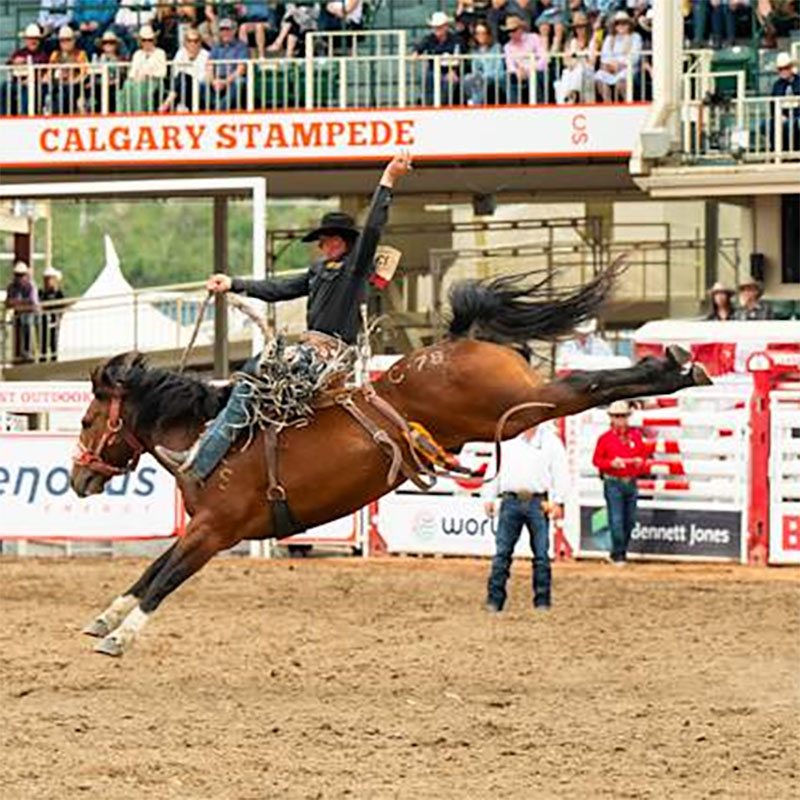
158, 151, 412, 481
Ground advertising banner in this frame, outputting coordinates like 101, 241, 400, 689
0, 105, 650, 168
769, 505, 800, 565
378, 493, 533, 558
0, 433, 180, 539
579, 504, 744, 561
0, 381, 93, 413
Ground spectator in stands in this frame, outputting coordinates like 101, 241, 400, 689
5, 262, 39, 364
484, 422, 569, 612
73, 0, 115, 57
201, 1, 240, 47
592, 400, 652, 565
118, 25, 168, 112
489, 0, 533, 45
595, 10, 642, 102
554, 11, 597, 103
87, 29, 127, 112
113, 0, 157, 56
0, 24, 49, 116
734, 278, 773, 320
456, 0, 491, 49
267, 4, 319, 58
39, 267, 65, 363
154, 4, 182, 58
411, 12, 461, 106
38, 0, 74, 51
160, 27, 209, 110
238, 1, 279, 58
557, 317, 614, 359
535, 0, 567, 57
206, 18, 248, 109
503, 14, 546, 103
319, 0, 365, 34
45, 26, 89, 114
760, 2, 800, 48
692, 0, 751, 48
771, 52, 800, 151
463, 21, 504, 104
705, 281, 736, 320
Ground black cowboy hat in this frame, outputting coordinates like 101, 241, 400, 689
302, 211, 360, 243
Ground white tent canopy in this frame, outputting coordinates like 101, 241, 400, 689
57, 235, 210, 362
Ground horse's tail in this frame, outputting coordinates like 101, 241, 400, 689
446, 259, 622, 343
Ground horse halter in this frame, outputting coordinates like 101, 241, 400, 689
74, 393, 145, 478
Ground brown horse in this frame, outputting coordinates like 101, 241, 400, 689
71, 270, 710, 656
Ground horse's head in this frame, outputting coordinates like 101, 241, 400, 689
70, 352, 147, 498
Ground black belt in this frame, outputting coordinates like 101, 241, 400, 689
501, 491, 545, 502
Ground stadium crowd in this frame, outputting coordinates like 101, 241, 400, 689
2, 1, 795, 114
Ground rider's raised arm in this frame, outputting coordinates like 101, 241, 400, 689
349, 151, 412, 278
230, 271, 310, 302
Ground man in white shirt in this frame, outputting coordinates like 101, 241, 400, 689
484, 422, 569, 611
557, 317, 614, 361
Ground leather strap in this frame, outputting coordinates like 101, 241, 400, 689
264, 426, 305, 538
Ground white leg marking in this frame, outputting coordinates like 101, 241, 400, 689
94, 606, 150, 656
83, 594, 138, 637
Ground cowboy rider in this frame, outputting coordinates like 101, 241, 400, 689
157, 151, 413, 481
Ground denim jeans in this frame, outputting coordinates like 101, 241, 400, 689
191, 355, 260, 480
603, 477, 638, 562
487, 495, 551, 609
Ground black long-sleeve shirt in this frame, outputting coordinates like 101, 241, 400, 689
230, 184, 393, 344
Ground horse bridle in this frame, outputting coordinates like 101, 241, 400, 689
74, 393, 145, 478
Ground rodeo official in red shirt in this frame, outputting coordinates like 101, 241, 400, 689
592, 400, 654, 565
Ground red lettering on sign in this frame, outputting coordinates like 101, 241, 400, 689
571, 113, 588, 146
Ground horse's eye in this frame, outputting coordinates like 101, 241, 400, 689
81, 418, 92, 430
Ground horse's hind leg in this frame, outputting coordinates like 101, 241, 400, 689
94, 518, 224, 657
82, 541, 178, 638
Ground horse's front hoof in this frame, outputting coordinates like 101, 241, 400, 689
691, 364, 713, 387
94, 635, 125, 657
82, 618, 111, 638
666, 344, 691, 367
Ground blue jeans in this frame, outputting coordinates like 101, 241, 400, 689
191, 355, 259, 480
603, 477, 638, 562
487, 495, 551, 609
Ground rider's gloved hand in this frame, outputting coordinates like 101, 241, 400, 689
207, 273, 232, 294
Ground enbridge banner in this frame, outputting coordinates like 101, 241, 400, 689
0, 105, 650, 168
579, 505, 744, 561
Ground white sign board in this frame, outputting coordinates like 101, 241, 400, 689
0, 381, 93, 413
0, 105, 650, 168
378, 492, 533, 558
0, 433, 180, 540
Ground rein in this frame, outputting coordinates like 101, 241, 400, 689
74, 393, 146, 478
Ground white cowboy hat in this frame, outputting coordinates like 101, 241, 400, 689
607, 400, 632, 416
427, 11, 453, 27
13, 261, 29, 275
21, 23, 42, 38
776, 52, 796, 70
612, 10, 634, 26
58, 25, 75, 40
575, 318, 598, 335
43, 266, 62, 279
138, 24, 157, 40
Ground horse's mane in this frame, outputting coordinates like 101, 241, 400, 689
447, 259, 623, 345
91, 352, 226, 431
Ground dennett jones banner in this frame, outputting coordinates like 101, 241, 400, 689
0, 105, 651, 168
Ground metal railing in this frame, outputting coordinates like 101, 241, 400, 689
0, 48, 653, 116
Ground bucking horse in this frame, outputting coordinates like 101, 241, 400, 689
71, 267, 711, 656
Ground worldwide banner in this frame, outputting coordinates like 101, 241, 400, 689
579, 505, 744, 561
0, 105, 651, 168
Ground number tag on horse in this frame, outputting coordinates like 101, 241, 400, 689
370, 246, 402, 289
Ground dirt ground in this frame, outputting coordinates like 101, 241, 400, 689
0, 556, 798, 800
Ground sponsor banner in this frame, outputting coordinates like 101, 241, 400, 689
769, 505, 800, 565
0, 381, 93, 413
378, 493, 533, 558
579, 505, 743, 561
0, 105, 650, 168
0, 433, 179, 539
